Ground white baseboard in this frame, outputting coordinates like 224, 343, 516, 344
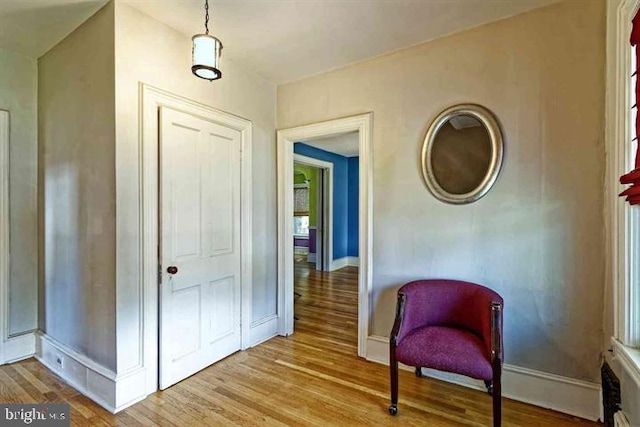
113, 367, 151, 412
329, 256, 359, 271
36, 332, 118, 412
35, 332, 153, 413
330, 257, 347, 271
366, 335, 602, 421
249, 314, 278, 347
346, 256, 359, 267
2, 331, 35, 364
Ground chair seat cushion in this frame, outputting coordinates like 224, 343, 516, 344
395, 325, 493, 380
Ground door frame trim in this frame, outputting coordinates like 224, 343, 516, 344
277, 113, 373, 357
140, 84, 252, 393
0, 111, 32, 365
293, 154, 333, 271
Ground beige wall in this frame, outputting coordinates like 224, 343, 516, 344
114, 3, 277, 372
0, 48, 38, 336
278, 0, 606, 382
39, 2, 116, 369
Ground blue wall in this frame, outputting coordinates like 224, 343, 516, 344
294, 143, 359, 261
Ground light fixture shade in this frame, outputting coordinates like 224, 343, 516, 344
192, 34, 223, 81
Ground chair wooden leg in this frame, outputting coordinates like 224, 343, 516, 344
415, 367, 423, 378
492, 366, 502, 427
389, 349, 398, 415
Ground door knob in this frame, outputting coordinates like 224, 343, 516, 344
167, 266, 178, 275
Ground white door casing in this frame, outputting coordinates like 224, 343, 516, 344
316, 168, 326, 271
294, 154, 333, 271
159, 107, 242, 389
277, 113, 373, 357
0, 111, 35, 366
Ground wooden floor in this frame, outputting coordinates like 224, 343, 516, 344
0, 262, 600, 426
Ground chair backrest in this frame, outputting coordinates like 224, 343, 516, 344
397, 279, 503, 352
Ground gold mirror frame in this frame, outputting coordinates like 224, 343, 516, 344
421, 104, 504, 205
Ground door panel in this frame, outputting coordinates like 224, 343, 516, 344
206, 277, 234, 341
170, 285, 201, 360
159, 107, 242, 390
203, 131, 234, 256
170, 124, 201, 259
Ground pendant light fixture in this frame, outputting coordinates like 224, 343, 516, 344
192, 0, 223, 81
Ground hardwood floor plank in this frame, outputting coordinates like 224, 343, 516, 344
144, 391, 235, 427
11, 363, 51, 395
0, 367, 34, 403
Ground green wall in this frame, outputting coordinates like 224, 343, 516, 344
294, 164, 317, 226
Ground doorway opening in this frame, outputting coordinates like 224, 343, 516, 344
277, 113, 372, 358
293, 155, 332, 271
292, 135, 360, 352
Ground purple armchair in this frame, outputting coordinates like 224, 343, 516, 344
388, 279, 504, 427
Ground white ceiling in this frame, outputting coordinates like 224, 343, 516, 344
301, 131, 359, 158
0, 0, 559, 84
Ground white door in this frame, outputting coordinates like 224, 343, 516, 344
159, 107, 242, 390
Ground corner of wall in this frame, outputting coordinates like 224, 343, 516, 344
35, 331, 152, 413
38, 0, 117, 372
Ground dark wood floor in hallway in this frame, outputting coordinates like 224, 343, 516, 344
0, 262, 600, 426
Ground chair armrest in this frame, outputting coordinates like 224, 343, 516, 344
390, 293, 406, 347
491, 302, 503, 364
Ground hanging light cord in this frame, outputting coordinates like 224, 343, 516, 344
204, 0, 210, 35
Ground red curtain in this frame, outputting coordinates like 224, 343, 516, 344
620, 10, 640, 204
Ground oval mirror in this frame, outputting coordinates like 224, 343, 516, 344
421, 104, 504, 204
